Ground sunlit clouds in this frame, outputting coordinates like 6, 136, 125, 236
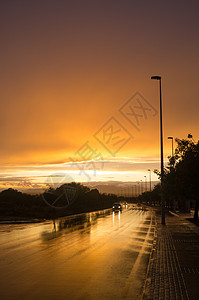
1, 1, 199, 189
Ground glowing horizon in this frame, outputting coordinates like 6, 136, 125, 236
1, 1, 199, 191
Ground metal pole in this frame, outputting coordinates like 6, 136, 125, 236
148, 169, 152, 193
137, 182, 140, 196
168, 137, 174, 157
151, 76, 165, 224
144, 175, 147, 192
159, 79, 165, 225
172, 138, 174, 157
148, 169, 152, 205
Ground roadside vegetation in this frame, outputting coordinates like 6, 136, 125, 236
137, 134, 199, 220
0, 183, 122, 220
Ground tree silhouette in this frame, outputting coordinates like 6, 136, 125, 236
159, 135, 199, 219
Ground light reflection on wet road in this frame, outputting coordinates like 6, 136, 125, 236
0, 206, 155, 300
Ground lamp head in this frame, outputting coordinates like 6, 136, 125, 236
151, 75, 161, 80
168, 136, 173, 140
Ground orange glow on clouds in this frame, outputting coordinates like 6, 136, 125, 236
0, 1, 199, 189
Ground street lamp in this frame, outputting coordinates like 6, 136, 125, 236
168, 136, 174, 157
140, 180, 143, 194
151, 75, 165, 225
137, 182, 139, 196
168, 136, 176, 212
148, 169, 152, 205
144, 175, 147, 192
148, 169, 152, 193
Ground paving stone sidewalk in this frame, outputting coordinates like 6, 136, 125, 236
142, 211, 199, 300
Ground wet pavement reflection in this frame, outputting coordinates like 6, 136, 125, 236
0, 206, 155, 300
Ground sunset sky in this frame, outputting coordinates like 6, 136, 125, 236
1, 1, 199, 192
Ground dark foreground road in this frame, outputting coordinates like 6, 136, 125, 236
0, 206, 155, 300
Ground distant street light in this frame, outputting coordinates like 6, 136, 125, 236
148, 169, 152, 193
151, 75, 165, 225
140, 180, 143, 194
168, 136, 176, 212
137, 182, 140, 199
148, 169, 152, 205
144, 175, 147, 192
168, 136, 174, 157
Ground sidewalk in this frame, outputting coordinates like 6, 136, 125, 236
142, 210, 199, 300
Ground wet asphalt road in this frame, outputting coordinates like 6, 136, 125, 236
0, 206, 155, 300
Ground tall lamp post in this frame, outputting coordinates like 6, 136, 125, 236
144, 175, 147, 192
148, 169, 152, 193
168, 136, 174, 157
151, 75, 165, 225
148, 169, 152, 205
137, 182, 140, 196
140, 180, 143, 194
168, 136, 176, 212
140, 180, 143, 204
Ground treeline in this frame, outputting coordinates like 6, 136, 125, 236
138, 134, 199, 219
0, 183, 122, 220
